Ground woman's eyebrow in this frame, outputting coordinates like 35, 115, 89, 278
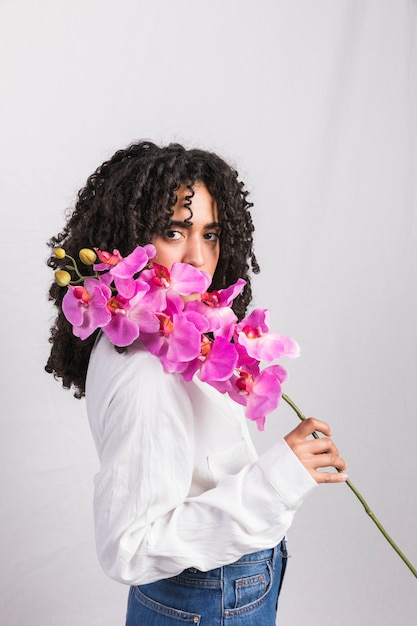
168, 219, 192, 229
168, 220, 221, 230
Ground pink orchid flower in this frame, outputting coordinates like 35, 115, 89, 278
182, 335, 239, 382
93, 248, 123, 269
232, 363, 288, 431
168, 262, 212, 295
235, 309, 300, 362
198, 336, 239, 382
139, 262, 212, 312
59, 243, 299, 430
93, 245, 155, 299
102, 284, 162, 347
108, 244, 156, 299
201, 278, 246, 308
62, 278, 112, 340
139, 303, 203, 373
185, 278, 246, 339
102, 295, 140, 346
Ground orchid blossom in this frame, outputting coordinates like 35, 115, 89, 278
57, 245, 296, 430
185, 278, 246, 339
62, 278, 112, 340
139, 262, 212, 312
235, 309, 300, 362
93, 248, 123, 269
182, 335, 239, 383
94, 245, 156, 299
225, 363, 288, 430
139, 299, 204, 373
101, 289, 160, 347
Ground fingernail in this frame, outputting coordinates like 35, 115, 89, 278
340, 472, 349, 480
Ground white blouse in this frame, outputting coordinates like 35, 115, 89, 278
86, 334, 317, 585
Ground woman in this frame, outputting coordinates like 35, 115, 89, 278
46, 141, 347, 625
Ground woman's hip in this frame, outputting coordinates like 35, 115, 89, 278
126, 539, 288, 625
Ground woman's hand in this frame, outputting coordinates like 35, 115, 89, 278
284, 418, 348, 484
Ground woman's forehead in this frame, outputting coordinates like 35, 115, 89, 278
171, 183, 219, 225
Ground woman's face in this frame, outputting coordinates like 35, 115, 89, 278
151, 183, 221, 278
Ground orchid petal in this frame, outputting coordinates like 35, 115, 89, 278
215, 278, 246, 307
180, 358, 201, 382
198, 337, 239, 383
165, 314, 202, 363
103, 314, 140, 347
128, 305, 160, 334
62, 278, 112, 339
185, 300, 237, 339
238, 309, 270, 332
110, 244, 156, 279
93, 248, 122, 270
182, 309, 211, 334
249, 332, 300, 361
245, 367, 286, 430
236, 308, 300, 361
170, 263, 211, 295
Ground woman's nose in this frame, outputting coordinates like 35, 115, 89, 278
182, 238, 204, 268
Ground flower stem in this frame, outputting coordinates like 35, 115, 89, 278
282, 393, 417, 579
64, 255, 99, 282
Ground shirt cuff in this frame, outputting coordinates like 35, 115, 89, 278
256, 438, 317, 508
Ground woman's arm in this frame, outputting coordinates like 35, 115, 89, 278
86, 337, 327, 585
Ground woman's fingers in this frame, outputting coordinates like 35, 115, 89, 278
284, 417, 348, 484
284, 417, 330, 449
311, 468, 348, 484
291, 416, 332, 438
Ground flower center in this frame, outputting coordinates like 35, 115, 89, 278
107, 296, 127, 315
201, 291, 221, 307
156, 313, 174, 336
152, 263, 170, 288
236, 370, 254, 394
73, 286, 90, 304
242, 324, 262, 339
199, 335, 211, 359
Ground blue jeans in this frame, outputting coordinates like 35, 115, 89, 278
126, 540, 288, 625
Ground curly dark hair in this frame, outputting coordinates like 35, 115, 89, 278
46, 141, 260, 397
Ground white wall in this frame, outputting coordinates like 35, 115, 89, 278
1, 1, 416, 624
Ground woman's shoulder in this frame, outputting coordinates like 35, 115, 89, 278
87, 333, 172, 389
91, 333, 158, 365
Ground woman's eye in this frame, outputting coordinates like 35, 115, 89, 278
165, 230, 182, 240
204, 232, 220, 241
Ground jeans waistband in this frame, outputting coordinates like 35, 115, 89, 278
181, 540, 286, 580
234, 546, 275, 563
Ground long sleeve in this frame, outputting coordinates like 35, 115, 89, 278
86, 335, 317, 585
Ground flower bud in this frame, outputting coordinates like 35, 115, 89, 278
54, 270, 71, 287
79, 248, 97, 265
54, 247, 66, 259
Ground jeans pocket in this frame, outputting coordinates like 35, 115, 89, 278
127, 585, 201, 625
226, 559, 273, 609
235, 569, 269, 608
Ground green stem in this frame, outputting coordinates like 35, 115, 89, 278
282, 393, 417, 579
64, 254, 99, 282
64, 254, 85, 280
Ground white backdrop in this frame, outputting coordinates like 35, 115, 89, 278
1, 1, 416, 624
